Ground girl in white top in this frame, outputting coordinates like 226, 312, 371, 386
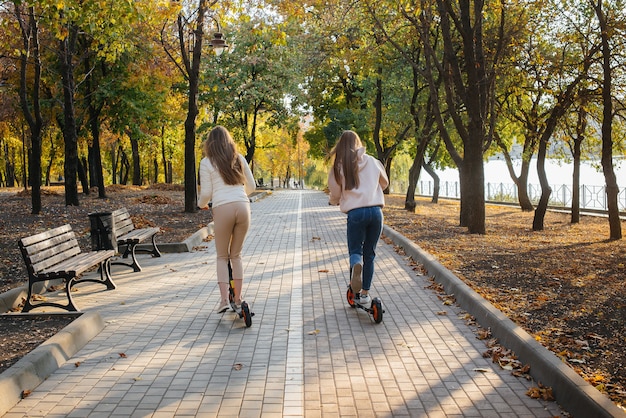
198, 126, 256, 313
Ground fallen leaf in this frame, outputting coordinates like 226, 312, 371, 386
233, 363, 243, 370
21, 390, 32, 399
308, 329, 320, 335
118, 352, 127, 358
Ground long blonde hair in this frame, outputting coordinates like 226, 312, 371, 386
202, 126, 245, 185
330, 130, 362, 190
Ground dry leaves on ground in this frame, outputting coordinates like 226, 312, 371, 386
382, 195, 626, 410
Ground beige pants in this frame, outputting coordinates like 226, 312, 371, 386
212, 201, 251, 283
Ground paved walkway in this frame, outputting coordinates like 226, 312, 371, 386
4, 190, 565, 417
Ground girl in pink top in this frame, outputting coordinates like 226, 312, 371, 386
328, 130, 389, 307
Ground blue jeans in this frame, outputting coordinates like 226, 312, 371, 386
347, 206, 383, 291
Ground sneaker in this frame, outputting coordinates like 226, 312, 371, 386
358, 294, 371, 308
351, 262, 363, 294
216, 300, 230, 313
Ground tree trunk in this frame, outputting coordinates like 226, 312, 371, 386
60, 30, 80, 206
570, 104, 587, 224
128, 130, 141, 186
422, 161, 440, 204
181, 0, 208, 213
571, 141, 581, 224
78, 157, 89, 194
495, 134, 534, 211
110, 144, 117, 185
16, 5, 45, 214
593, 1, 621, 239
405, 154, 422, 212
86, 58, 107, 198
161, 125, 169, 184
533, 134, 552, 231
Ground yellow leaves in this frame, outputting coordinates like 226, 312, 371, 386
56, 1, 65, 10
307, 329, 320, 335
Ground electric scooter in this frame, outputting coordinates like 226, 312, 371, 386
346, 285, 384, 324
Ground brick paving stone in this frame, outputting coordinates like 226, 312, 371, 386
5, 190, 567, 417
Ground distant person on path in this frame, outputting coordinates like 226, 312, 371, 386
198, 126, 256, 313
327, 130, 389, 307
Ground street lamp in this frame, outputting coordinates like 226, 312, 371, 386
209, 18, 228, 56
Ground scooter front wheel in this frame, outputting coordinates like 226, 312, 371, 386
371, 298, 383, 324
241, 301, 252, 327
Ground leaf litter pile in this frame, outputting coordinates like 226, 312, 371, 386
383, 195, 625, 410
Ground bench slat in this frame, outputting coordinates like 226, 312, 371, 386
19, 224, 73, 247
43, 250, 114, 276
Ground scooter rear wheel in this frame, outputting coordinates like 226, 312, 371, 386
241, 302, 252, 327
371, 298, 383, 324
346, 286, 356, 308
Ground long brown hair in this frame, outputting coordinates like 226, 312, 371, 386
202, 126, 245, 185
330, 130, 362, 190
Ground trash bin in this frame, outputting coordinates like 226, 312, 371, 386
88, 212, 117, 252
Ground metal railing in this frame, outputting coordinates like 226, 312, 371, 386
416, 180, 626, 212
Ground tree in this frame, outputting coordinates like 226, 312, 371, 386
202, 17, 301, 169
416, 0, 511, 234
161, 0, 221, 213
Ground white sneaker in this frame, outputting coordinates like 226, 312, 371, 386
216, 300, 230, 313
358, 294, 371, 308
351, 262, 363, 294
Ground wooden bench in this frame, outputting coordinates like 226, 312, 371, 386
18, 224, 116, 312
111, 207, 161, 272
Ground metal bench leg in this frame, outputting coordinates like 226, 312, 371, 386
100, 259, 116, 289
112, 243, 142, 272
133, 234, 162, 258
22, 277, 79, 312
149, 235, 161, 257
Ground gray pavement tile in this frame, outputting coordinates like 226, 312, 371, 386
1, 190, 584, 417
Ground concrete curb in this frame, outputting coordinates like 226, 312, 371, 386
383, 224, 625, 418
134, 223, 214, 254
0, 287, 26, 313
0, 311, 105, 416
